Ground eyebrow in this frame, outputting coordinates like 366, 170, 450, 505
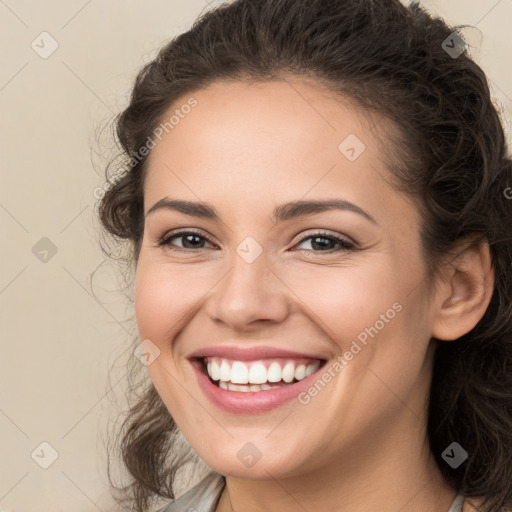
145, 198, 377, 225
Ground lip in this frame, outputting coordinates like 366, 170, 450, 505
190, 355, 327, 414
188, 345, 326, 361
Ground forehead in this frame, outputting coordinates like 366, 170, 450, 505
143, 78, 416, 230
149, 78, 378, 159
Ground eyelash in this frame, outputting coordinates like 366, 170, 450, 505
157, 229, 356, 254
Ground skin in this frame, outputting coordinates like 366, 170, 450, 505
134, 77, 494, 512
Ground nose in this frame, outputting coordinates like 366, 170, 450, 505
206, 248, 290, 332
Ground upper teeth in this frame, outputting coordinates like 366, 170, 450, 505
205, 357, 321, 384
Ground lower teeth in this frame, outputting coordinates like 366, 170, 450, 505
217, 380, 297, 392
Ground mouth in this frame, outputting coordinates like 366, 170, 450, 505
188, 347, 328, 413
200, 356, 325, 392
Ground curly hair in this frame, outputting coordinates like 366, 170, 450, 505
97, 1, 512, 511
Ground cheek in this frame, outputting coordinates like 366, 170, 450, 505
133, 260, 207, 421
134, 260, 207, 348
283, 256, 431, 406
279, 260, 407, 347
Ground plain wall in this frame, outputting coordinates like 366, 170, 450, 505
1, 1, 511, 510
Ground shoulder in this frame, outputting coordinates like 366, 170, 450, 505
155, 471, 225, 512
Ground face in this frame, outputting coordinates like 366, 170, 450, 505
134, 77, 437, 480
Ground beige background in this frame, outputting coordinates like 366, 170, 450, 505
1, 1, 511, 510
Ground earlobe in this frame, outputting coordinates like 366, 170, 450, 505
431, 240, 495, 341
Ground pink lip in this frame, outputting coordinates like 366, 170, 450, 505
188, 345, 325, 361
190, 358, 327, 414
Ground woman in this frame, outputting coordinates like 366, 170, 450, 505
98, 0, 512, 511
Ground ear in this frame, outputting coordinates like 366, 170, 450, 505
431, 240, 495, 341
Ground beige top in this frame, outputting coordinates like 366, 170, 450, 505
156, 471, 466, 512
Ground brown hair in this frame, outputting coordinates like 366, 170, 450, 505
97, 1, 512, 511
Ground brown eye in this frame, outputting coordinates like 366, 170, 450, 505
158, 231, 215, 251
293, 232, 355, 253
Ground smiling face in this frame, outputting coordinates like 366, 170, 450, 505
134, 77, 439, 480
